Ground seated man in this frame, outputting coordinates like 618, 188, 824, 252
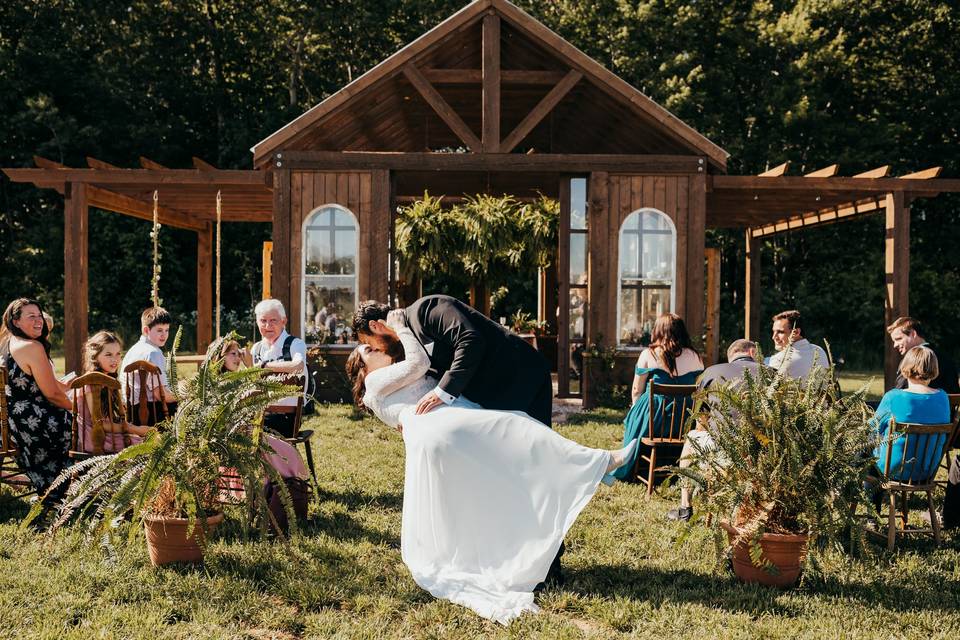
667, 339, 764, 521
888, 316, 960, 529
766, 310, 829, 379
250, 299, 308, 438
121, 306, 178, 425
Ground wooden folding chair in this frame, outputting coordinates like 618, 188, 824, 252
937, 394, 960, 483
635, 381, 698, 497
878, 419, 954, 551
123, 360, 169, 427
0, 366, 34, 500
69, 372, 133, 458
266, 393, 318, 487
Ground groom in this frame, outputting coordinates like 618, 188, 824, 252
353, 294, 564, 588
352, 294, 553, 426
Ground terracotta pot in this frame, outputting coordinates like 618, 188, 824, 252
144, 511, 224, 567
721, 521, 808, 587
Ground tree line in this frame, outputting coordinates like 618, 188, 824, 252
1, 1, 957, 367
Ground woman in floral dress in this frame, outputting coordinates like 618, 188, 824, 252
0, 298, 72, 500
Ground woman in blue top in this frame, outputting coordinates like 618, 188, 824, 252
614, 313, 703, 481
872, 345, 951, 485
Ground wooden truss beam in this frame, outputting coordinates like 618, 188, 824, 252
278, 150, 705, 173
422, 69, 567, 84
402, 63, 481, 151
500, 69, 582, 153
481, 13, 501, 152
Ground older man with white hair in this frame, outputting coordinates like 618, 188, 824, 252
251, 298, 308, 436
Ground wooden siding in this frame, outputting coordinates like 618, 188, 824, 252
287, 170, 389, 337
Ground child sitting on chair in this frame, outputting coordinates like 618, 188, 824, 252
120, 306, 178, 425
73, 331, 151, 453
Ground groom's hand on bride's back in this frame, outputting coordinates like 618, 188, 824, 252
415, 390, 444, 415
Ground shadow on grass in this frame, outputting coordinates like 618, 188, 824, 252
567, 560, 960, 617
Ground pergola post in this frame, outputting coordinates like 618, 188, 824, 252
744, 229, 761, 341
705, 247, 721, 365
63, 182, 89, 374
196, 221, 213, 353
686, 173, 707, 340
884, 191, 910, 388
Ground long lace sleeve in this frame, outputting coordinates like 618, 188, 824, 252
363, 327, 431, 405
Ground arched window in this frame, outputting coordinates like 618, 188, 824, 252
617, 208, 676, 346
302, 205, 358, 343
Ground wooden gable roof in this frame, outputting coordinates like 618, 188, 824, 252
251, 0, 729, 171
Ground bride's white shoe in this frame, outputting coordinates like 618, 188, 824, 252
601, 439, 639, 485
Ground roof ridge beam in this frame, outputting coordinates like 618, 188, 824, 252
853, 165, 890, 178
899, 166, 941, 180
758, 162, 789, 177
500, 69, 582, 153
402, 63, 481, 150
804, 164, 839, 178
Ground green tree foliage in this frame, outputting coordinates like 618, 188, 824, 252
1, 1, 958, 366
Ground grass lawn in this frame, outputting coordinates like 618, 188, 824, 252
1, 404, 957, 639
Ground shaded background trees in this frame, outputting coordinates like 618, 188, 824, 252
1, 0, 957, 366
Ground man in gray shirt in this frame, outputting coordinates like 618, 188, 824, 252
667, 339, 765, 521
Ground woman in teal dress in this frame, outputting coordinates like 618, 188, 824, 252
614, 313, 703, 481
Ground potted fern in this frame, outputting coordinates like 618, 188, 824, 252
28, 331, 301, 566
678, 357, 875, 586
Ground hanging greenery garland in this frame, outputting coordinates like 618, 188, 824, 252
150, 190, 163, 307
215, 190, 222, 339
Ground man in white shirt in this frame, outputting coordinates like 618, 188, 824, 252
251, 299, 308, 436
766, 310, 829, 379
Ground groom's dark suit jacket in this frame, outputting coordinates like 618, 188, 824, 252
404, 295, 553, 425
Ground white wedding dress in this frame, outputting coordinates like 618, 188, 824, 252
363, 327, 611, 624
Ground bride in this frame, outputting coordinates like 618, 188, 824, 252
345, 310, 636, 624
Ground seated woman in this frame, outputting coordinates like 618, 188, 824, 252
0, 298, 73, 501
613, 313, 704, 481
219, 340, 308, 482
72, 331, 150, 454
871, 345, 951, 487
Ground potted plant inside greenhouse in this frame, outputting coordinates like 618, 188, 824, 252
677, 353, 876, 587
27, 331, 302, 566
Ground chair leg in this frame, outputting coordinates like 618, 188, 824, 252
301, 439, 319, 488
887, 491, 898, 552
646, 446, 657, 498
900, 490, 909, 530
927, 490, 942, 546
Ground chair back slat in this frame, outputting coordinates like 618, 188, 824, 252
882, 419, 953, 487
71, 371, 129, 455
123, 360, 167, 427
647, 381, 698, 443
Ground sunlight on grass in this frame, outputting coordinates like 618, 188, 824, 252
0, 404, 955, 638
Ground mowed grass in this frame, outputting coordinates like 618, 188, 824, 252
0, 404, 958, 639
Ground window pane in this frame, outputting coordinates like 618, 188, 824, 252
619, 229, 640, 279
334, 229, 356, 273
569, 233, 587, 285
304, 278, 357, 344
619, 287, 671, 345
569, 289, 586, 340
334, 209, 352, 226
570, 178, 587, 230
305, 230, 332, 275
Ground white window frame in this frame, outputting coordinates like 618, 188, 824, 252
301, 204, 359, 343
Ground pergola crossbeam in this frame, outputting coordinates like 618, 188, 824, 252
899, 166, 941, 180
804, 164, 839, 178
853, 165, 890, 178
192, 156, 218, 171
758, 161, 789, 177
139, 156, 168, 170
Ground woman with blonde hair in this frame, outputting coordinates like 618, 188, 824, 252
613, 312, 703, 482
871, 346, 951, 484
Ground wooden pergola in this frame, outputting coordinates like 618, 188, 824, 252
5, 0, 960, 402
3, 156, 271, 373
706, 162, 960, 387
